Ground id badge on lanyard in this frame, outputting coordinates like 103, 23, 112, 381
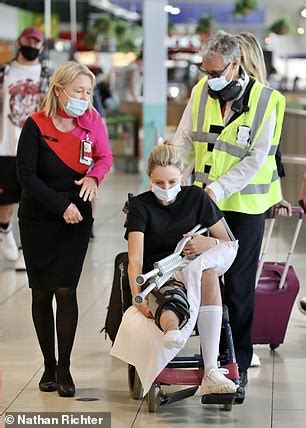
236, 125, 251, 147
80, 132, 93, 166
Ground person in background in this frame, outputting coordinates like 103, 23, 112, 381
236, 32, 291, 217
297, 135, 306, 314
173, 31, 286, 390
235, 32, 292, 368
16, 62, 112, 397
114, 52, 143, 104
0, 27, 50, 270
126, 52, 143, 102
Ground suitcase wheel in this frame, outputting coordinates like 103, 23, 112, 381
269, 343, 280, 351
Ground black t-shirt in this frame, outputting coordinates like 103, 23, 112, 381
126, 186, 223, 273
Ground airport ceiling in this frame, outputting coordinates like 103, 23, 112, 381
0, 1, 89, 21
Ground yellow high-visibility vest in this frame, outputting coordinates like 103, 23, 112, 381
192, 77, 286, 214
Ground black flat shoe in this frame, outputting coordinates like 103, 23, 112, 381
57, 384, 75, 397
238, 370, 248, 388
39, 367, 57, 392
39, 381, 57, 392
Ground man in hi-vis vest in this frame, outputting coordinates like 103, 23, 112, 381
173, 31, 286, 391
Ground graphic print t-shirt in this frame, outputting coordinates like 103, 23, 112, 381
0, 61, 42, 156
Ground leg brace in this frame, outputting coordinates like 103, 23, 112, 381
148, 278, 190, 331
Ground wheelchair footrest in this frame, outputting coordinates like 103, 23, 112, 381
201, 386, 245, 405
201, 392, 236, 405
157, 386, 198, 406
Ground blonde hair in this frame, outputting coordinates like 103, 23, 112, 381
41, 61, 95, 117
235, 32, 267, 84
147, 142, 183, 176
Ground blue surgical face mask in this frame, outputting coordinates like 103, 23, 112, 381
207, 76, 230, 92
151, 182, 181, 203
64, 93, 89, 117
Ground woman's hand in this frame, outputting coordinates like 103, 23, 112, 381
182, 232, 217, 256
75, 177, 98, 202
63, 203, 83, 224
134, 300, 153, 319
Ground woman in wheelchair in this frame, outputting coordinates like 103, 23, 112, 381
126, 142, 238, 395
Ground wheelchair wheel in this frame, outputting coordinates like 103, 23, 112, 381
146, 383, 158, 413
128, 364, 143, 399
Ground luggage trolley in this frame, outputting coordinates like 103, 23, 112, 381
129, 225, 245, 412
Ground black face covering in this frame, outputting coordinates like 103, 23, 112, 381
208, 80, 242, 101
20, 45, 40, 61
208, 67, 245, 102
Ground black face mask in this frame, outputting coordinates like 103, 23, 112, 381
208, 80, 242, 101
20, 45, 40, 61
208, 67, 245, 102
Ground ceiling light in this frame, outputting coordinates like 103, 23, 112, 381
164, 5, 181, 15
297, 26, 305, 34
164, 5, 173, 13
171, 7, 181, 15
89, 0, 140, 21
300, 7, 306, 18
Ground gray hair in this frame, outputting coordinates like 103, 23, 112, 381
202, 30, 241, 63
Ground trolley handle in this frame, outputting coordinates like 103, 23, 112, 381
272, 206, 304, 219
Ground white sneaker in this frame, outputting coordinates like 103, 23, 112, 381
0, 227, 18, 261
251, 353, 261, 367
14, 248, 26, 271
199, 368, 238, 395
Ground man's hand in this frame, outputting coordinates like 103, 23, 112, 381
75, 177, 98, 202
205, 187, 217, 202
275, 199, 292, 217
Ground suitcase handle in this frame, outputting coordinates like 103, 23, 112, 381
256, 206, 304, 289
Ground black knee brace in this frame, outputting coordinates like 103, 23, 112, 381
153, 278, 190, 330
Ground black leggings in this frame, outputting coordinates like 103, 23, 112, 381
31, 288, 78, 383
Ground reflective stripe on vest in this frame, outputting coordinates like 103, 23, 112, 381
240, 169, 279, 195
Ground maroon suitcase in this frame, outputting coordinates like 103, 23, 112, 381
251, 207, 304, 350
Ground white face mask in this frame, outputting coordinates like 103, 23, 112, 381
151, 182, 181, 203
64, 95, 89, 117
207, 75, 230, 92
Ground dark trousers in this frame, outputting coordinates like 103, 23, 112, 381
223, 211, 266, 372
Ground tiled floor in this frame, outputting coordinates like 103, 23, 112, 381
0, 171, 306, 428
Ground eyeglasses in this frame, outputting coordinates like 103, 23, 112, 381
197, 62, 231, 79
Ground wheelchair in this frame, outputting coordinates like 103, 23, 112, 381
127, 226, 245, 413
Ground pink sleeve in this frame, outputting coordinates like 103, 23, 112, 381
86, 116, 113, 184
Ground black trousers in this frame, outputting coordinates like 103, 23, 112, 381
223, 211, 266, 372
